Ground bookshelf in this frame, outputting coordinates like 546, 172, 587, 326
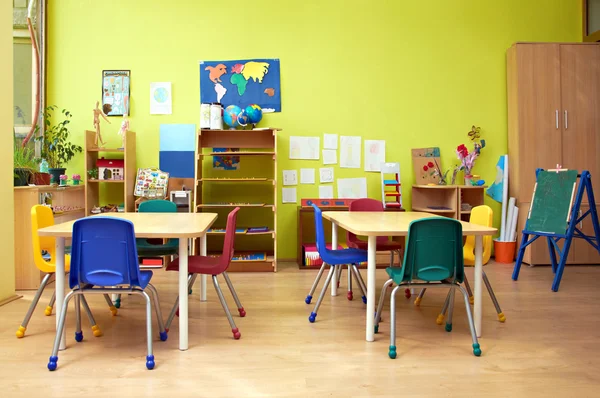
195, 128, 280, 272
411, 185, 486, 221
84, 130, 136, 215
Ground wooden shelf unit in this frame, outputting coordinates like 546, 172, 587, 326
195, 128, 279, 272
84, 130, 136, 216
14, 185, 85, 289
411, 185, 486, 221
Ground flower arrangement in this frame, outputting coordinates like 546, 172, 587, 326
72, 174, 81, 185
456, 125, 485, 183
59, 174, 68, 186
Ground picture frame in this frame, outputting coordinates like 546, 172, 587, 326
102, 70, 131, 116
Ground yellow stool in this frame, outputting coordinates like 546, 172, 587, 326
16, 206, 116, 339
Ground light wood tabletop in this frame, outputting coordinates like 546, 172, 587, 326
37, 212, 218, 238
322, 211, 497, 236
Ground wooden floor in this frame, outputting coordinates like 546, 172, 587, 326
1, 261, 600, 397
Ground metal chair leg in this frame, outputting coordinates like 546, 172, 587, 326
17, 273, 52, 338
146, 284, 168, 341
45, 291, 56, 316
141, 290, 156, 369
305, 263, 327, 304
74, 295, 83, 342
114, 294, 121, 309
351, 264, 367, 304
436, 289, 451, 325
103, 294, 118, 316
388, 285, 402, 359
414, 288, 426, 306
222, 271, 246, 317
463, 274, 474, 304
212, 275, 241, 339
347, 264, 353, 300
483, 272, 505, 322
166, 273, 195, 331
308, 265, 335, 323
336, 264, 343, 289
79, 295, 103, 337
390, 251, 394, 267
374, 278, 393, 333
456, 284, 482, 356
47, 290, 76, 371
445, 287, 456, 332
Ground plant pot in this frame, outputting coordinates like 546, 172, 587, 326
464, 174, 473, 186
73, 179, 80, 185
14, 168, 31, 186
33, 172, 51, 185
48, 168, 66, 184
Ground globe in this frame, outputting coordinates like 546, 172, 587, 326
245, 104, 263, 125
153, 87, 168, 103
237, 109, 249, 127
223, 105, 243, 129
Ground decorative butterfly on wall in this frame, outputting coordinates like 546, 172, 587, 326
468, 125, 481, 140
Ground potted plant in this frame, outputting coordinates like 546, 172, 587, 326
59, 174, 68, 186
13, 141, 38, 186
72, 174, 81, 185
87, 168, 98, 180
36, 105, 83, 184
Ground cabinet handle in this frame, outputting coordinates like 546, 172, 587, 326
564, 110, 568, 130
555, 110, 559, 129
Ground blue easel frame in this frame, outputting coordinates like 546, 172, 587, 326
512, 169, 600, 291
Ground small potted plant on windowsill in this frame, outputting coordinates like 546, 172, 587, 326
36, 106, 83, 184
72, 174, 81, 185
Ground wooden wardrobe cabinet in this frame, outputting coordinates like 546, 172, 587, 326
507, 42, 600, 266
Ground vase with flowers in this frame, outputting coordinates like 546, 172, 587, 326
72, 174, 81, 185
456, 126, 485, 185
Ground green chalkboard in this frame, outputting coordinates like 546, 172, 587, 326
526, 170, 578, 235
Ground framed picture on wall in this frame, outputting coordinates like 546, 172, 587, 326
102, 70, 130, 116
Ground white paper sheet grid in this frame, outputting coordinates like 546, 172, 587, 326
323, 133, 338, 150
300, 168, 316, 184
337, 177, 367, 199
319, 167, 334, 183
340, 136, 361, 168
282, 187, 297, 203
322, 149, 337, 165
364, 140, 385, 172
283, 170, 298, 186
319, 185, 334, 199
289, 136, 320, 160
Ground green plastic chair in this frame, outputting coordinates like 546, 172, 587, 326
373, 217, 481, 359
136, 200, 179, 257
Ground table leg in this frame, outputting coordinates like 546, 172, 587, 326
474, 235, 483, 338
366, 235, 376, 342
55, 237, 66, 350
178, 237, 189, 350
199, 236, 207, 302
330, 222, 338, 296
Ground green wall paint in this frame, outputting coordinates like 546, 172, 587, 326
47, 0, 580, 259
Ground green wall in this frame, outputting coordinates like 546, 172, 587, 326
47, 0, 581, 260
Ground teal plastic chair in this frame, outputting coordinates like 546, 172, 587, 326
373, 217, 481, 359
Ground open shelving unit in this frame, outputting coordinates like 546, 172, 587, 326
84, 130, 136, 215
195, 128, 280, 272
411, 185, 486, 221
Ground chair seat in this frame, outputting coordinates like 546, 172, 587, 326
320, 247, 368, 266
348, 239, 402, 252
136, 238, 179, 257
139, 270, 153, 289
166, 255, 227, 276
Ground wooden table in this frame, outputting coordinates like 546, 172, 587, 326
37, 212, 217, 351
322, 211, 497, 342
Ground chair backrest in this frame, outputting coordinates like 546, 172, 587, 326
380, 162, 400, 174
69, 217, 141, 288
380, 162, 402, 209
400, 217, 464, 283
213, 207, 240, 273
312, 204, 328, 256
347, 199, 385, 245
465, 205, 493, 262
138, 199, 177, 213
31, 205, 57, 273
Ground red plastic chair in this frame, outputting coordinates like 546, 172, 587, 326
344, 198, 410, 299
164, 207, 245, 339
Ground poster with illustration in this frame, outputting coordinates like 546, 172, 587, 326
134, 167, 169, 198
102, 70, 130, 116
213, 148, 240, 170
411, 147, 441, 184
199, 59, 281, 112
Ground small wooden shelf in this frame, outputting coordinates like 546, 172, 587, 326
87, 179, 125, 183
86, 148, 124, 153
461, 210, 473, 214
201, 151, 275, 157
54, 208, 85, 217
412, 206, 455, 214
411, 185, 485, 221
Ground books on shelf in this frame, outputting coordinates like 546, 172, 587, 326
139, 257, 163, 269
231, 252, 266, 262
247, 226, 269, 233
208, 227, 248, 234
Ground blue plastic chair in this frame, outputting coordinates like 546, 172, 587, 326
372, 217, 481, 359
47, 217, 167, 371
306, 204, 368, 323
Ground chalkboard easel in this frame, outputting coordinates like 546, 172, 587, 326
512, 169, 600, 292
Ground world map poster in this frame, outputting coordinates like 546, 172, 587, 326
199, 58, 281, 112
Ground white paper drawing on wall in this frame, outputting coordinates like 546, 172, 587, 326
323, 133, 338, 150
340, 136, 361, 168
283, 170, 298, 186
150, 82, 172, 115
282, 187, 297, 203
319, 185, 334, 199
300, 168, 315, 184
319, 167, 334, 183
364, 140, 386, 172
289, 136, 320, 160
337, 177, 367, 199
322, 149, 337, 165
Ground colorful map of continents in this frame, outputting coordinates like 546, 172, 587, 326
200, 58, 281, 112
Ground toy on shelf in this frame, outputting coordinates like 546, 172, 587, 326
134, 167, 169, 199
300, 198, 354, 207
97, 157, 124, 180
223, 105, 244, 129
117, 114, 129, 149
208, 227, 248, 234
238, 104, 263, 129
380, 162, 402, 209
92, 100, 110, 147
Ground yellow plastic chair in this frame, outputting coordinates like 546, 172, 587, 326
16, 205, 116, 338
414, 205, 505, 323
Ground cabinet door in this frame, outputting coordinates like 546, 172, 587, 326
560, 44, 600, 199
573, 205, 600, 265
515, 44, 563, 203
